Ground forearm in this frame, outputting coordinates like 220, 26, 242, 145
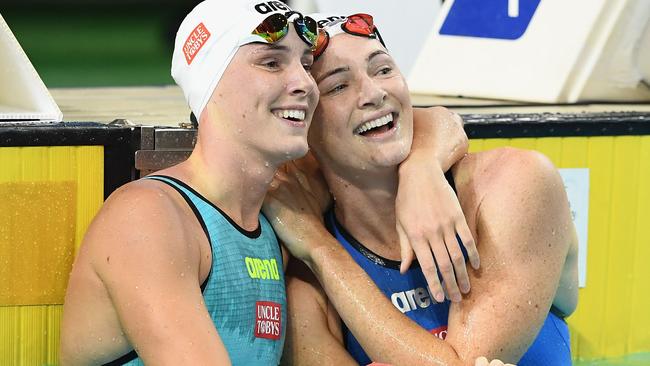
408, 107, 468, 172
305, 233, 464, 366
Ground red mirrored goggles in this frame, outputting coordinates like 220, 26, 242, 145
313, 13, 386, 61
253, 11, 318, 51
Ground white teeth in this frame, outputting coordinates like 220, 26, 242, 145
275, 109, 305, 121
354, 113, 394, 134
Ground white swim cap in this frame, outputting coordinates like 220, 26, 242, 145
311, 13, 348, 38
171, 0, 296, 119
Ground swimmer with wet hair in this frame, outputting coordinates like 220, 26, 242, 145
60, 1, 477, 365
264, 13, 579, 366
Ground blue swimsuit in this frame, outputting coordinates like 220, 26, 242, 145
324, 175, 571, 365
105, 175, 286, 366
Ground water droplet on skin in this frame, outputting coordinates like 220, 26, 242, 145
180, 272, 185, 277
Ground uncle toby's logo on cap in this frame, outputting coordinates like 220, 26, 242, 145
182, 1, 290, 65
183, 22, 211, 65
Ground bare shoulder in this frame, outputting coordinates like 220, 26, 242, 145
81, 178, 203, 280
62, 178, 208, 364
453, 147, 571, 252
455, 147, 560, 194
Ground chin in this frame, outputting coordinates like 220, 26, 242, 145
374, 142, 412, 167
281, 141, 310, 161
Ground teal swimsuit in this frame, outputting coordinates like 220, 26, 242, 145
105, 175, 286, 366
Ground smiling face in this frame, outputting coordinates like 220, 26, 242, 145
308, 33, 413, 178
205, 27, 319, 164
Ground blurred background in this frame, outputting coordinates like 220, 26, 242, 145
0, 0, 443, 88
0, 0, 201, 87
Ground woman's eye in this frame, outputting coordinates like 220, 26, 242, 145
329, 84, 347, 93
303, 63, 312, 71
263, 60, 280, 69
378, 67, 392, 75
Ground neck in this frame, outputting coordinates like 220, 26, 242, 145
324, 166, 401, 259
166, 132, 279, 231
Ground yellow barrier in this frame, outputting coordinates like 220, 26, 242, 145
0, 146, 103, 366
1, 136, 649, 364
470, 136, 650, 361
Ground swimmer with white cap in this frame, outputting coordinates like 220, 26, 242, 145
60, 1, 474, 365
61, 1, 319, 364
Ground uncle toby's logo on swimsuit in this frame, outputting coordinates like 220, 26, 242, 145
255, 301, 282, 340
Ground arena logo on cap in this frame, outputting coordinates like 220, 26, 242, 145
183, 22, 211, 65
254, 1, 289, 14
317, 15, 346, 28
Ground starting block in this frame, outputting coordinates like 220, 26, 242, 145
408, 0, 650, 103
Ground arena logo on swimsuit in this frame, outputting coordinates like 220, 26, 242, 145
390, 287, 432, 313
245, 256, 281, 281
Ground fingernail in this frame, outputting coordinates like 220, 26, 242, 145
461, 283, 470, 293
435, 291, 445, 303
472, 258, 480, 269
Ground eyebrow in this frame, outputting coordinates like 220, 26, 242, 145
367, 49, 389, 63
316, 66, 350, 83
316, 49, 389, 83
264, 43, 290, 52
254, 43, 312, 58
